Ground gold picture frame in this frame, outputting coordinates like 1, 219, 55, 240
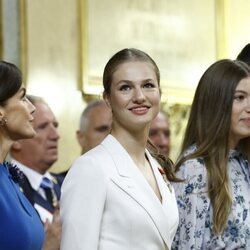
18, 0, 28, 81
79, 0, 222, 105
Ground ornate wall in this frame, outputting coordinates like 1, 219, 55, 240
1, 0, 250, 171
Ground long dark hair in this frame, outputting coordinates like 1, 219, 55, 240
176, 59, 250, 233
0, 61, 22, 106
237, 43, 250, 65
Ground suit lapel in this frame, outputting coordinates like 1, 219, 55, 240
33, 192, 54, 213
146, 151, 173, 206
20, 175, 55, 214
102, 135, 172, 248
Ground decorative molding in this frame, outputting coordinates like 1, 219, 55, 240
18, 0, 28, 84
79, 0, 89, 98
215, 0, 228, 59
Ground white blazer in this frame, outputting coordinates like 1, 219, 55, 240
60, 135, 178, 250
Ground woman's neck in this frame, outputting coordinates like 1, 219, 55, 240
111, 127, 148, 166
0, 138, 12, 163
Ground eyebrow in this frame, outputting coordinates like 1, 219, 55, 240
116, 79, 155, 85
234, 90, 247, 94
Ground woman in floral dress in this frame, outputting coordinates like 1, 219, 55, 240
172, 59, 250, 249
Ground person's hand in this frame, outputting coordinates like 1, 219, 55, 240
43, 207, 62, 250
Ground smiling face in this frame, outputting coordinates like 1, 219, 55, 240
0, 87, 36, 141
230, 77, 250, 148
106, 61, 160, 133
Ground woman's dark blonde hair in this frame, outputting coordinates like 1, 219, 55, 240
175, 59, 250, 234
103, 48, 179, 182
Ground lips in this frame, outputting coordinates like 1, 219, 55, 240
129, 106, 150, 115
46, 143, 58, 150
241, 118, 250, 125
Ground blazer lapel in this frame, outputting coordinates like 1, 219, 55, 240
102, 135, 172, 248
146, 151, 173, 206
20, 175, 54, 214
33, 192, 54, 213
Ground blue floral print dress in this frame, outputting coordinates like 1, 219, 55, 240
172, 145, 250, 250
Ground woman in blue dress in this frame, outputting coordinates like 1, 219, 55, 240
0, 61, 44, 249
172, 59, 250, 249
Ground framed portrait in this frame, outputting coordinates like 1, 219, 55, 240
80, 0, 218, 104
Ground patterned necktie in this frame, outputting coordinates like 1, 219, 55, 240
40, 177, 57, 208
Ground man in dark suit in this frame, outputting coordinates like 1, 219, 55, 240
10, 95, 61, 250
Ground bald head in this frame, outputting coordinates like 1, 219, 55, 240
77, 100, 112, 154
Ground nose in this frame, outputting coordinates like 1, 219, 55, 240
158, 132, 169, 146
27, 99, 36, 114
158, 133, 170, 155
49, 125, 60, 140
133, 88, 145, 103
246, 98, 250, 112
245, 98, 250, 113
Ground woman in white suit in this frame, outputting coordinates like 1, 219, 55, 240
60, 48, 179, 250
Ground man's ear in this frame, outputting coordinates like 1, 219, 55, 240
76, 130, 84, 143
11, 141, 22, 151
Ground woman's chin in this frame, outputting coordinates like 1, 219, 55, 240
23, 129, 36, 139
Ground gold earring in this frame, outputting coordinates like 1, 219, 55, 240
0, 117, 7, 126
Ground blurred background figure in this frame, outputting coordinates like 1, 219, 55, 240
10, 95, 62, 250
149, 110, 171, 156
237, 43, 250, 65
76, 99, 112, 155
58, 99, 112, 178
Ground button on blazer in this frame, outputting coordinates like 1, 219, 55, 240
60, 135, 178, 250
